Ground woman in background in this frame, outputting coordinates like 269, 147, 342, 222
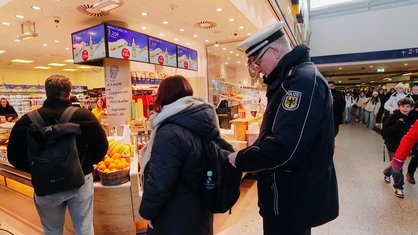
91, 97, 107, 124
0, 97, 18, 122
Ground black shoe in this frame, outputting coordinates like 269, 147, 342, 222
406, 173, 416, 184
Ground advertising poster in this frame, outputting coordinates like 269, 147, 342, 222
148, 37, 177, 67
107, 24, 149, 63
71, 24, 106, 63
177, 45, 198, 70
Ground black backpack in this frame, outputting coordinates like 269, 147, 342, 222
199, 133, 242, 213
26, 106, 84, 196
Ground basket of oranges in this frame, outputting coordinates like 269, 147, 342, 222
96, 152, 131, 186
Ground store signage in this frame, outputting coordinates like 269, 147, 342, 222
107, 24, 149, 63
148, 37, 177, 67
177, 45, 198, 71
71, 24, 197, 70
71, 24, 106, 65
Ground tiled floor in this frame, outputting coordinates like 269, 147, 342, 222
2, 122, 418, 234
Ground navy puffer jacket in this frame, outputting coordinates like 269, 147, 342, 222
139, 103, 217, 235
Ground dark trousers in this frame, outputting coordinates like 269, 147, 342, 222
408, 147, 418, 176
263, 217, 311, 235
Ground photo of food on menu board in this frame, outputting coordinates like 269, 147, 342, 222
71, 24, 106, 63
107, 24, 149, 62
177, 45, 198, 71
148, 37, 177, 67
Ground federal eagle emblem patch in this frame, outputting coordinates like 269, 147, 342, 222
282, 90, 302, 110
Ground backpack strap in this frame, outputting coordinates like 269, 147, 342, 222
27, 110, 46, 128
59, 106, 79, 123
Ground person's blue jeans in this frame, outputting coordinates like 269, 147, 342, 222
345, 107, 352, 122
364, 111, 375, 129
356, 108, 364, 122
34, 173, 94, 235
383, 151, 404, 190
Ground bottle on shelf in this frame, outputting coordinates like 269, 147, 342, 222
204, 171, 215, 189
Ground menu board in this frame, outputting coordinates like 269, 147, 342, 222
177, 45, 198, 71
107, 24, 149, 63
148, 37, 177, 67
71, 24, 106, 64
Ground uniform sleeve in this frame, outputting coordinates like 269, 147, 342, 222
139, 128, 188, 220
395, 120, 418, 161
236, 73, 329, 172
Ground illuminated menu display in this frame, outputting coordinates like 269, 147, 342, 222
148, 37, 177, 67
107, 24, 149, 63
177, 45, 198, 71
71, 24, 106, 64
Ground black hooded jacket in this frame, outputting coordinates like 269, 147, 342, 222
139, 103, 221, 235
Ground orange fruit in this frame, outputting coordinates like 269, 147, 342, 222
116, 162, 125, 170
98, 163, 106, 171
104, 157, 113, 166
112, 152, 121, 159
104, 169, 111, 173
108, 162, 116, 169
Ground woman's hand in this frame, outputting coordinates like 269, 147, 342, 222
146, 220, 154, 229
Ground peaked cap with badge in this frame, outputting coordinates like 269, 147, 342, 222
236, 21, 285, 58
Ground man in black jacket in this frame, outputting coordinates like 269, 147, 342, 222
328, 80, 345, 136
229, 21, 339, 234
8, 75, 108, 235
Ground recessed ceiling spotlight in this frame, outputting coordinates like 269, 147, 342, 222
205, 39, 209, 42
32, 6, 42, 10
179, 28, 185, 32
65, 48, 70, 50
193, 34, 198, 37
11, 59, 33, 63
2, 22, 10, 26
48, 63, 66, 66
162, 21, 168, 24
239, 26, 244, 29
54, 40, 60, 43
34, 66, 50, 69
216, 8, 222, 12
159, 33, 164, 36
186, 43, 190, 45
63, 68, 78, 72
141, 26, 147, 30
174, 38, 178, 41
338, 67, 342, 70
42, 43, 48, 47
229, 18, 234, 22
15, 15, 24, 19
247, 32, 252, 36
0, 50, 5, 54
404, 63, 408, 66
222, 47, 226, 50
141, 12, 148, 16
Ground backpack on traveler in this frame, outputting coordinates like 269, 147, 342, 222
26, 106, 84, 196
199, 132, 242, 213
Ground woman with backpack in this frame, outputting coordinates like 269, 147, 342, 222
139, 75, 227, 234
344, 91, 356, 123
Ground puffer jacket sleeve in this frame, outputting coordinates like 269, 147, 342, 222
7, 114, 31, 172
139, 126, 191, 220
395, 120, 418, 162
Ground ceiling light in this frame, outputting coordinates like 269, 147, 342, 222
16, 21, 38, 40
11, 59, 34, 63
64, 59, 74, 63
63, 68, 78, 72
48, 63, 66, 66
93, 0, 124, 12
77, 65, 92, 69
216, 8, 223, 12
32, 6, 42, 10
0, 50, 5, 54
141, 12, 148, 16
15, 15, 24, 19
34, 66, 51, 69
2, 22, 10, 26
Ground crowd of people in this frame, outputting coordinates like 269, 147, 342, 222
333, 83, 418, 198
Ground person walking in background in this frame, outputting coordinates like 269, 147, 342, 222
381, 98, 415, 198
7, 75, 108, 234
376, 88, 387, 127
344, 91, 356, 124
91, 97, 107, 124
355, 91, 368, 123
405, 99, 418, 184
364, 91, 381, 129
328, 81, 345, 136
229, 21, 338, 234
384, 83, 410, 115
0, 97, 18, 122
139, 75, 224, 234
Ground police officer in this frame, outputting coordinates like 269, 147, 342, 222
228, 22, 339, 234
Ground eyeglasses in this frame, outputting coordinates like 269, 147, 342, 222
252, 47, 271, 66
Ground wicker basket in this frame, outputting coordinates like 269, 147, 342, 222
98, 167, 130, 186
